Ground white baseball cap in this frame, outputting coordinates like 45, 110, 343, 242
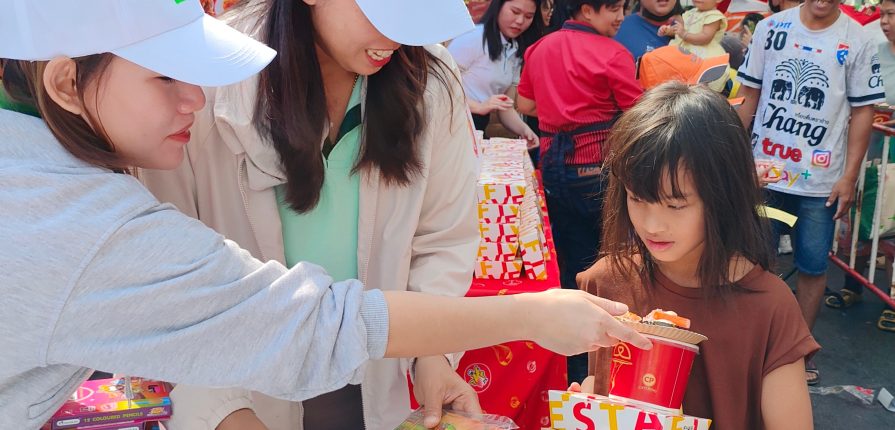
355, 0, 475, 46
0, 0, 276, 87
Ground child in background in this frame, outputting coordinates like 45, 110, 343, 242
660, 0, 728, 91
577, 83, 817, 429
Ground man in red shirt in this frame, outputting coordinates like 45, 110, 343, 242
517, 0, 642, 384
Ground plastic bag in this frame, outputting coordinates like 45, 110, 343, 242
808, 385, 876, 406
393, 408, 518, 430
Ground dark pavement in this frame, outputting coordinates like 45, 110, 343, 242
777, 255, 895, 428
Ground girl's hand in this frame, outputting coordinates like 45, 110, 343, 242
484, 94, 514, 113
672, 21, 686, 38
520, 289, 652, 355
657, 25, 672, 37
412, 356, 482, 428
521, 125, 539, 149
568, 376, 595, 393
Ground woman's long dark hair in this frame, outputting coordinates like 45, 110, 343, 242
480, 0, 544, 61
235, 0, 452, 212
600, 83, 773, 292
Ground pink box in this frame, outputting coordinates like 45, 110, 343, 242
50, 378, 171, 430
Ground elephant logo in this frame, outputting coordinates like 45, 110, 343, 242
770, 79, 792, 101
797, 86, 825, 109
772, 59, 829, 111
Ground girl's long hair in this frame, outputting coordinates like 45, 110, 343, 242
234, 0, 454, 213
480, 0, 545, 61
600, 82, 773, 291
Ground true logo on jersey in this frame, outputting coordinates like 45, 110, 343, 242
811, 150, 831, 168
836, 42, 850, 66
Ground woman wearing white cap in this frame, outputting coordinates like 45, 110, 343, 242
140, 0, 516, 428
136, 0, 549, 429
0, 1, 650, 429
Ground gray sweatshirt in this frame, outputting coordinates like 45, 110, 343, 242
0, 109, 390, 429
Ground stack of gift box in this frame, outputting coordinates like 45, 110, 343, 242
474, 138, 549, 280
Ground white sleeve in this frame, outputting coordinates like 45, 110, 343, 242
847, 35, 886, 107
447, 29, 484, 74
46, 203, 389, 402
738, 18, 770, 89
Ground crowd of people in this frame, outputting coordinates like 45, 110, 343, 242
0, 0, 892, 429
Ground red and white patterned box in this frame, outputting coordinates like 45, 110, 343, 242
474, 258, 523, 279
477, 241, 520, 262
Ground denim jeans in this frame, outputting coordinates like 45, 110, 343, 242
541, 126, 608, 384
768, 190, 837, 275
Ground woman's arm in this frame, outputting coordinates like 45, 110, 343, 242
761, 359, 813, 430
384, 289, 652, 357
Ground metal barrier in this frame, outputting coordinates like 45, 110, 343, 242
829, 117, 895, 311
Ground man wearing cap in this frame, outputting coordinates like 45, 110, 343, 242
737, 0, 883, 385
517, 0, 642, 385
615, 0, 683, 61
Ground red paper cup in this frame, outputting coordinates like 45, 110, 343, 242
608, 334, 699, 413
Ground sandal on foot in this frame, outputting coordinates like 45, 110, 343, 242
805, 360, 820, 386
824, 289, 863, 309
878, 310, 895, 332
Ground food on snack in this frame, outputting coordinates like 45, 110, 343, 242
643, 309, 691, 329
616, 311, 643, 323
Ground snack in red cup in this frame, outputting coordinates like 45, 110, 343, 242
609, 334, 700, 414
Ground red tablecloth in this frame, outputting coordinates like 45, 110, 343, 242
410, 173, 566, 429
457, 211, 565, 430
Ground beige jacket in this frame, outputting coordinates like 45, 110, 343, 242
140, 44, 479, 430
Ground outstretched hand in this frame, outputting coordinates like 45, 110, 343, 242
522, 289, 652, 356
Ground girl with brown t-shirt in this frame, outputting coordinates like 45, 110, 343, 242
576, 83, 819, 429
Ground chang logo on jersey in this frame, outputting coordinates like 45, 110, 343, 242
761, 103, 828, 146
870, 54, 883, 88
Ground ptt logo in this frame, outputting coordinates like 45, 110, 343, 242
767, 20, 792, 29
464, 363, 492, 392
811, 150, 831, 168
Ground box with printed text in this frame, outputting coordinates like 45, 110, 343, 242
548, 391, 711, 430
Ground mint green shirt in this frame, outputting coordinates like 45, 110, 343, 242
275, 78, 362, 280
0, 87, 40, 117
